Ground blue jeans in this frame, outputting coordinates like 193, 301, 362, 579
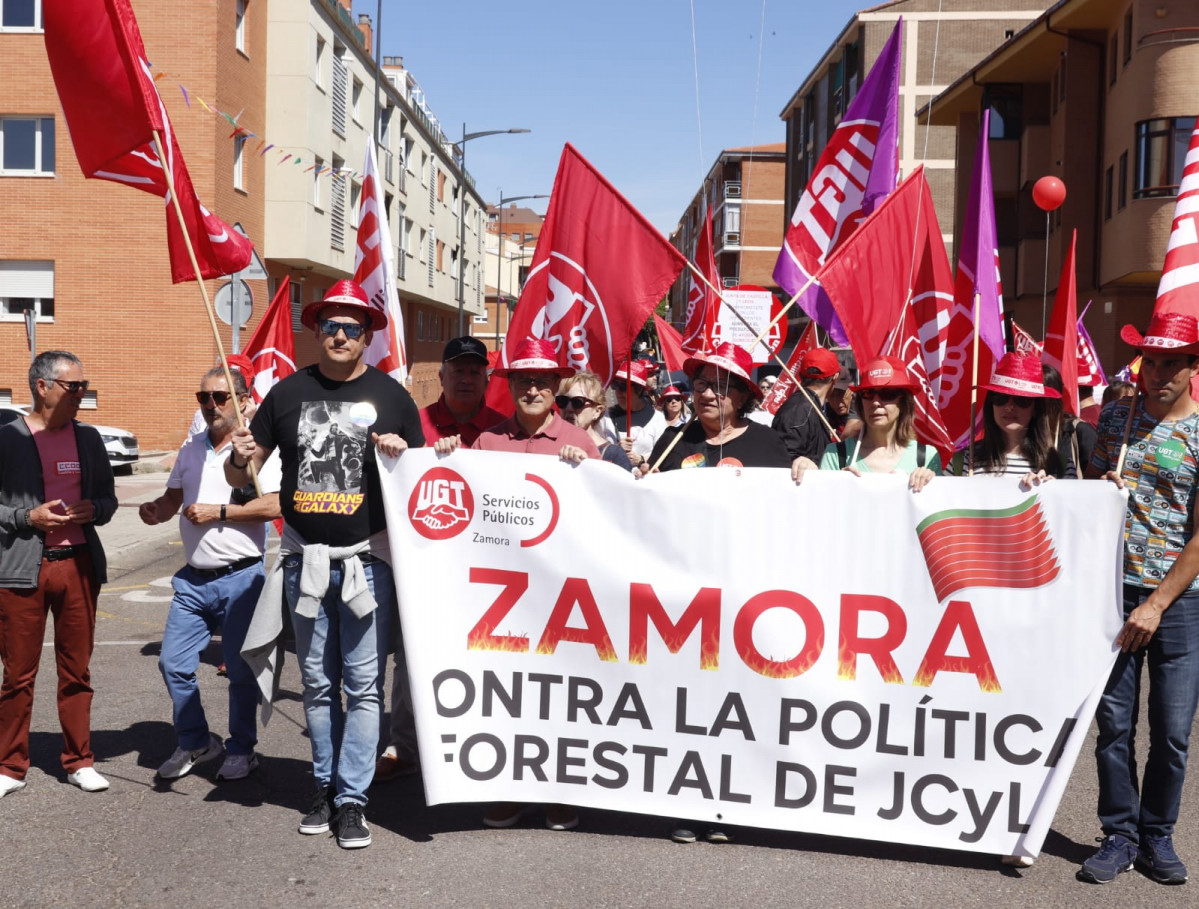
160, 563, 263, 754
283, 555, 391, 808
1095, 584, 1199, 839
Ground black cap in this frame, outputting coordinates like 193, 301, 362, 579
442, 336, 489, 363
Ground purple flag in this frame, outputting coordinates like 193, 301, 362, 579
773, 17, 902, 346
1077, 301, 1108, 387
952, 109, 1005, 358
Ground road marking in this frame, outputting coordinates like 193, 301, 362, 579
121, 576, 174, 603
101, 584, 148, 593
46, 640, 153, 647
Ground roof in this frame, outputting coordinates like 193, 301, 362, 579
724, 142, 786, 154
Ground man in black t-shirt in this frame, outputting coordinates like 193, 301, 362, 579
227, 280, 423, 850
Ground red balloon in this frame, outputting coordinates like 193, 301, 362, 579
1033, 176, 1067, 212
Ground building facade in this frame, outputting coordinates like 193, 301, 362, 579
0, 0, 484, 450
479, 203, 544, 352
926, 0, 1199, 372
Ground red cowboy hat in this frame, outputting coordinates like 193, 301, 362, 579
978, 352, 1060, 398
851, 356, 920, 393
1120, 312, 1199, 354
660, 385, 685, 399
684, 343, 763, 399
612, 360, 652, 387
492, 338, 575, 378
300, 279, 387, 332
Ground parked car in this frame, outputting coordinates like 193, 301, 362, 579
0, 404, 139, 471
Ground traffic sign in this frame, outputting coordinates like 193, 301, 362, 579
215, 280, 254, 327
231, 222, 269, 281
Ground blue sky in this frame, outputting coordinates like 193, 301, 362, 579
379, 0, 871, 233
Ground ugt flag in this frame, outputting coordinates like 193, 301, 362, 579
43, 0, 253, 283
1043, 230, 1080, 416
355, 143, 409, 383
773, 18, 902, 346
760, 320, 818, 416
244, 277, 296, 403
503, 144, 688, 384
681, 202, 719, 354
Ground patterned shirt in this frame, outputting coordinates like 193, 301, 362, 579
1090, 399, 1199, 590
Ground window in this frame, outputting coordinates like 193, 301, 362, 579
0, 117, 54, 175
1135, 118, 1196, 199
1104, 166, 1113, 221
315, 36, 326, 88
289, 279, 303, 331
352, 78, 363, 123
0, 260, 54, 323
1058, 55, 1067, 105
1123, 9, 1132, 65
1, 0, 41, 31
417, 311, 424, 341
233, 134, 246, 191
437, 169, 446, 203
235, 0, 247, 54
350, 180, 361, 228
330, 155, 346, 250
1109, 35, 1118, 87
313, 155, 324, 209
331, 44, 347, 137
985, 85, 1022, 140
436, 239, 445, 272
1118, 150, 1128, 209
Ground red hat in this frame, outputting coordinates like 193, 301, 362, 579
851, 356, 920, 393
684, 342, 763, 399
978, 352, 1060, 398
493, 338, 575, 378
1076, 354, 1104, 387
613, 360, 652, 387
636, 358, 661, 376
225, 353, 255, 386
660, 385, 684, 399
800, 347, 840, 380
301, 279, 387, 332
1120, 312, 1199, 354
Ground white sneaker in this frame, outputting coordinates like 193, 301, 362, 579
216, 752, 260, 780
0, 775, 26, 798
67, 767, 110, 792
157, 732, 224, 780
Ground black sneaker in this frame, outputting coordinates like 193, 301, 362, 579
1078, 834, 1137, 884
298, 785, 333, 835
335, 802, 372, 849
1137, 834, 1188, 884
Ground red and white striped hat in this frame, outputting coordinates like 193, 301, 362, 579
301, 279, 387, 331
493, 338, 575, 378
978, 352, 1060, 398
684, 343, 763, 400
1120, 312, 1199, 354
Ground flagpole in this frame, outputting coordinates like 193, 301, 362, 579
748, 270, 820, 351
968, 291, 981, 477
1115, 388, 1138, 476
685, 260, 839, 442
153, 129, 261, 496
646, 415, 695, 474
625, 344, 633, 441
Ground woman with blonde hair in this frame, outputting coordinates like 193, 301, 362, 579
557, 370, 633, 471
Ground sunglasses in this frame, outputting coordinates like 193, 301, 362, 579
555, 395, 596, 410
319, 318, 367, 340
52, 379, 90, 395
860, 388, 904, 402
989, 393, 1035, 409
692, 376, 748, 397
196, 390, 233, 406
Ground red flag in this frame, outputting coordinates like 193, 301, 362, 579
1011, 320, 1043, 356
917, 498, 1060, 602
760, 321, 818, 416
484, 350, 516, 417
1043, 230, 1080, 415
817, 167, 955, 455
243, 277, 296, 403
355, 144, 408, 383
681, 202, 719, 354
653, 314, 687, 374
43, 0, 252, 283
502, 144, 688, 384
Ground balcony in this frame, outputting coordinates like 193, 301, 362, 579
724, 182, 742, 199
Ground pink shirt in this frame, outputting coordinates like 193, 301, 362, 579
472, 413, 601, 459
27, 418, 87, 547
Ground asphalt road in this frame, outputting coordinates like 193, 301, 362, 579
2, 472, 1197, 908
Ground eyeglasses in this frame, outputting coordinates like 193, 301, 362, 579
318, 318, 367, 340
989, 393, 1035, 409
692, 376, 748, 397
511, 374, 556, 390
195, 390, 233, 406
555, 395, 596, 410
52, 379, 90, 395
859, 388, 905, 403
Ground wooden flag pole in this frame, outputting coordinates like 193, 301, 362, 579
684, 261, 840, 443
747, 270, 821, 351
1114, 387, 1139, 476
967, 291, 981, 477
152, 129, 261, 496
646, 415, 694, 474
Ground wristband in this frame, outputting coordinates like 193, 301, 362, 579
220, 504, 227, 522
228, 452, 246, 470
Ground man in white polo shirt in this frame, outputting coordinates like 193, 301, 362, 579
139, 366, 281, 782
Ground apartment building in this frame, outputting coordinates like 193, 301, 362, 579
478, 203, 545, 352
779, 0, 1052, 258
924, 0, 1199, 372
667, 144, 787, 329
0, 0, 483, 450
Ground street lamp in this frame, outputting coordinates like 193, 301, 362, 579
456, 124, 530, 337
495, 191, 548, 351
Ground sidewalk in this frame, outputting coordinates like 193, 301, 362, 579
103, 455, 178, 572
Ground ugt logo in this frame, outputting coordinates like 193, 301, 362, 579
409, 467, 474, 541
524, 252, 615, 381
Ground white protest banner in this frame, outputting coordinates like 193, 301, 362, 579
380, 450, 1124, 859
713, 285, 783, 365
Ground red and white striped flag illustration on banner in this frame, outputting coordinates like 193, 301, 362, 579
243, 276, 296, 403
760, 320, 818, 416
43, 0, 253, 283
356, 143, 409, 383
681, 202, 719, 354
773, 18, 902, 346
917, 497, 1061, 603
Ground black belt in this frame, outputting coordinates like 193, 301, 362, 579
188, 555, 262, 580
44, 545, 86, 562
